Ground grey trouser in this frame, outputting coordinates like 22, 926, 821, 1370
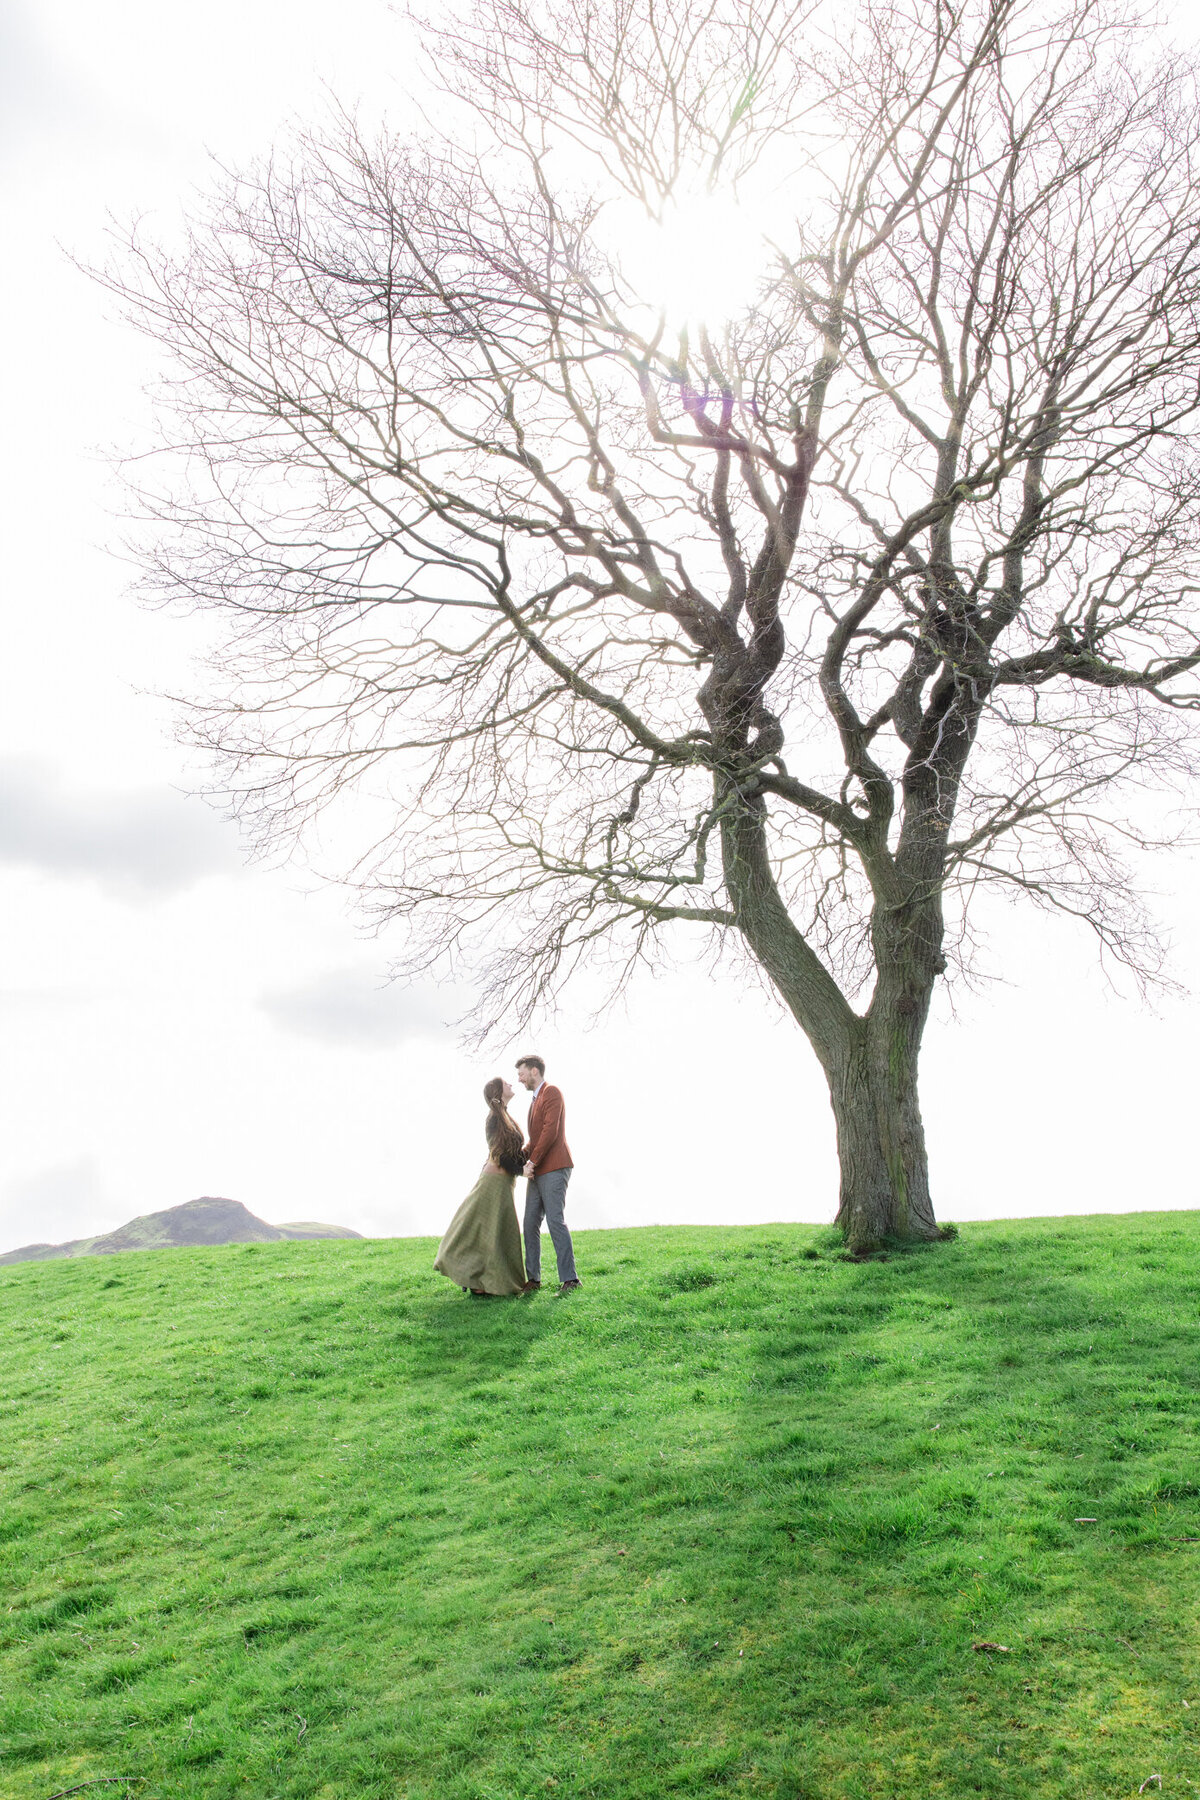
523, 1167, 577, 1284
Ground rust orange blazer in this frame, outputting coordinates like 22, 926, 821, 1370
524, 1083, 573, 1175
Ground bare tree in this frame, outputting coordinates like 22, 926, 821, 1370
110, 0, 1200, 1249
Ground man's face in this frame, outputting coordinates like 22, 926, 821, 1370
516, 1064, 541, 1091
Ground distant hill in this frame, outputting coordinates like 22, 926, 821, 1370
0, 1196, 362, 1265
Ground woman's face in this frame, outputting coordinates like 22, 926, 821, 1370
501, 1079, 514, 1103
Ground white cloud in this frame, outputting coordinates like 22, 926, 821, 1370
0, 760, 242, 896
0, 0, 1197, 1258
0, 1155, 119, 1253
260, 967, 458, 1048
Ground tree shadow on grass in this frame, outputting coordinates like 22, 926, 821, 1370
682, 1214, 1200, 1799
414, 1216, 1200, 1800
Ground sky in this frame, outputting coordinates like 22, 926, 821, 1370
2, 0, 1200, 1258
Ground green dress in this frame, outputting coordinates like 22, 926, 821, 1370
434, 1167, 526, 1295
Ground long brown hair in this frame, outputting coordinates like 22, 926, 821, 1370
483, 1077, 524, 1174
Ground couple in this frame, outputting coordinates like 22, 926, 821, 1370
434, 1055, 580, 1298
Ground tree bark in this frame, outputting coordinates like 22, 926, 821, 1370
829, 881, 946, 1250
722, 799, 943, 1251
829, 1010, 939, 1253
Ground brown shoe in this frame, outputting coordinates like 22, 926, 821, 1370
521, 1279, 542, 1293
559, 1279, 582, 1291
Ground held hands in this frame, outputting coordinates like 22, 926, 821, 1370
523, 1161, 536, 1179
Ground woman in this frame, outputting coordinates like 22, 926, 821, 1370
434, 1077, 529, 1297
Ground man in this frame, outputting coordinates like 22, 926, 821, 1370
516, 1055, 580, 1292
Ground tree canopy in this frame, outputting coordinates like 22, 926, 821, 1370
112, 0, 1200, 1245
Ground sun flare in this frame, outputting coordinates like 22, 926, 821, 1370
615, 191, 772, 330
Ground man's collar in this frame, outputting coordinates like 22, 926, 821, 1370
532, 1079, 545, 1099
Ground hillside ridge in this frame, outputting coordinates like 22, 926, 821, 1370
0, 1194, 361, 1264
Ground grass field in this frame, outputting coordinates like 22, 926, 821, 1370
1, 1213, 1198, 1800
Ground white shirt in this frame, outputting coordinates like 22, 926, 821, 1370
525, 1080, 545, 1169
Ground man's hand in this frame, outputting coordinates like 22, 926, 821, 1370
523, 1161, 536, 1179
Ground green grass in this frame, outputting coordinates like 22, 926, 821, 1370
2, 1214, 1199, 1800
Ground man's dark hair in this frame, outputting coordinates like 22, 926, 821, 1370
515, 1054, 546, 1078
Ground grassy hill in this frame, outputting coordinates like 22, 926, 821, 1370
1, 1215, 1198, 1800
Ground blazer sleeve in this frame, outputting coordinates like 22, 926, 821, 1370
524, 1086, 563, 1168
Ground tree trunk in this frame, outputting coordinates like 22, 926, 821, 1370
828, 882, 945, 1252
829, 1009, 939, 1253
720, 801, 943, 1251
